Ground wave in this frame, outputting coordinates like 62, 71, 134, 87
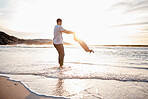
0, 71, 148, 83
66, 62, 148, 70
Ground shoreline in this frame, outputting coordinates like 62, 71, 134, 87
0, 75, 68, 99
0, 44, 148, 47
89, 45, 148, 47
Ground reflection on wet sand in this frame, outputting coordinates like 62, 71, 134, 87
54, 78, 64, 96
54, 71, 69, 97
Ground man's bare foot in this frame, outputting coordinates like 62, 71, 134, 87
58, 66, 63, 70
58, 66, 66, 70
60, 65, 63, 68
59, 66, 66, 69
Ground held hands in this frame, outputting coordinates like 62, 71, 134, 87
71, 31, 75, 34
73, 33, 81, 42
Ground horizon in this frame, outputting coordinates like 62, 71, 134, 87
0, 0, 148, 45
1, 30, 148, 46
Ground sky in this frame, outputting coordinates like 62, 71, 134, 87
0, 0, 148, 45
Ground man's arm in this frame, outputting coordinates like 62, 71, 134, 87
62, 30, 75, 34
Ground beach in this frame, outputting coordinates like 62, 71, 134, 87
0, 76, 48, 99
0, 45, 148, 99
0, 76, 67, 99
1, 0, 148, 98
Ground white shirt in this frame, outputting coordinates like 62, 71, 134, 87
53, 25, 65, 44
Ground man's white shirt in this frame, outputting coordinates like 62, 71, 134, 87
53, 25, 65, 44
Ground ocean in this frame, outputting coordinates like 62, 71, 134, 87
0, 45, 148, 99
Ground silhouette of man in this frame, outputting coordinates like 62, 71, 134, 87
53, 18, 75, 68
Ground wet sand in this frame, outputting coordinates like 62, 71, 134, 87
0, 76, 67, 99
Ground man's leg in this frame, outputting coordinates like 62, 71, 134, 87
54, 44, 65, 67
58, 44, 64, 67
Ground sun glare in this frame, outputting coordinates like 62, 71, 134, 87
4, 0, 145, 45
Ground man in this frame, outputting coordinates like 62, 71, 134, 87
53, 18, 75, 68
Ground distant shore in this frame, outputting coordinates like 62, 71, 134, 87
0, 31, 71, 45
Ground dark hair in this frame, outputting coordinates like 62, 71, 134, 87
57, 18, 62, 23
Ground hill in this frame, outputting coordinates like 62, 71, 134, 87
0, 31, 70, 45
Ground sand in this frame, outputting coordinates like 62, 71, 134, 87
0, 76, 66, 99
